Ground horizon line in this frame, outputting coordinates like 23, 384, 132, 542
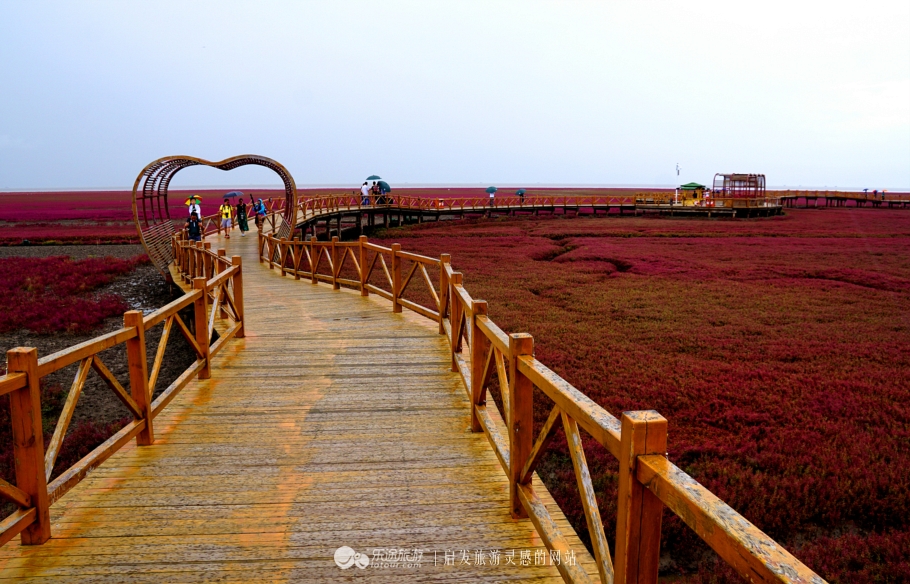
2, 182, 908, 193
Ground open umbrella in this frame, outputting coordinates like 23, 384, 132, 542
366, 175, 382, 181
184, 195, 202, 206
378, 181, 391, 193
515, 189, 526, 196
224, 191, 243, 198
486, 186, 497, 194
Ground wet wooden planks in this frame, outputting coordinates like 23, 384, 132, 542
0, 232, 595, 582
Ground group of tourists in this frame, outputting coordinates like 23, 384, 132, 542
359, 181, 392, 205
184, 194, 268, 242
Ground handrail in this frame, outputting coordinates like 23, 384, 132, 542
0, 241, 245, 549
199, 189, 906, 246
258, 231, 827, 584
257, 193, 787, 241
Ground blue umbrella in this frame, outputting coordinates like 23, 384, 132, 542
378, 181, 392, 193
366, 175, 382, 180
486, 186, 497, 194
224, 191, 243, 198
516, 189, 526, 195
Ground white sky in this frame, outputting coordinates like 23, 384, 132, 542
1, 1, 908, 190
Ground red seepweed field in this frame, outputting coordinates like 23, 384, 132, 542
2, 188, 908, 582
0, 187, 658, 245
368, 209, 910, 583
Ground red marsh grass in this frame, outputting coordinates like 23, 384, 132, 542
372, 208, 910, 583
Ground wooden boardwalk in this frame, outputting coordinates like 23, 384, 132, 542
0, 232, 594, 582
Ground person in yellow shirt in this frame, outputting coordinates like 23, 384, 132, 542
219, 198, 234, 238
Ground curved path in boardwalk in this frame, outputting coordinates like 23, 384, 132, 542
0, 232, 594, 582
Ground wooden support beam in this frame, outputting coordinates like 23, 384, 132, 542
508, 333, 534, 519
438, 253, 450, 335
193, 278, 211, 380
615, 410, 667, 584
391, 243, 402, 313
331, 236, 340, 290
470, 300, 489, 433
6, 347, 50, 544
231, 256, 245, 338
358, 235, 369, 296
124, 311, 154, 446
564, 412, 614, 584
44, 356, 92, 480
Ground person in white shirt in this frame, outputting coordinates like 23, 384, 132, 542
188, 196, 201, 217
360, 182, 370, 205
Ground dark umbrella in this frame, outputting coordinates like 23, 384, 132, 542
366, 175, 382, 180
224, 191, 243, 198
486, 186, 497, 194
515, 189, 526, 196
378, 181, 392, 193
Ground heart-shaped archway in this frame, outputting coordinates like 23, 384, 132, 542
131, 154, 297, 277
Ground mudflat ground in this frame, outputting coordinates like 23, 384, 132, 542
0, 244, 195, 425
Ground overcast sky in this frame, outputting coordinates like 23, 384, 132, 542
1, 1, 908, 190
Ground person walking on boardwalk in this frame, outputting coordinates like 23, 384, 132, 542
361, 182, 370, 205
255, 198, 268, 230
236, 198, 250, 237
185, 211, 202, 242
219, 198, 234, 238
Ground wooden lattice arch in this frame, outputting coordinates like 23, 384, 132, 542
132, 154, 297, 277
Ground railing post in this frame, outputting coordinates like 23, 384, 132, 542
508, 333, 534, 519
279, 239, 288, 276
203, 242, 212, 279
310, 240, 318, 285
194, 242, 203, 278
359, 235, 369, 296
193, 277, 211, 380
231, 256, 245, 338
331, 236, 340, 290
185, 242, 193, 280
449, 272, 462, 372
391, 243, 402, 313
439, 254, 450, 335
216, 249, 229, 319
123, 311, 154, 446
470, 300, 489, 433
615, 411, 667, 584
292, 239, 301, 280
257, 231, 264, 264
6, 348, 50, 544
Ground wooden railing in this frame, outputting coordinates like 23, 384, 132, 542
290, 193, 785, 223
0, 245, 245, 548
257, 230, 826, 584
299, 193, 645, 214
771, 189, 908, 202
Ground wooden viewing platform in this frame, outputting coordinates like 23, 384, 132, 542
1, 218, 829, 583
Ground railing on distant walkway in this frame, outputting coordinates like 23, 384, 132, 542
772, 189, 910, 208
0, 245, 245, 548
294, 193, 783, 218
257, 229, 826, 584
193, 189, 908, 246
